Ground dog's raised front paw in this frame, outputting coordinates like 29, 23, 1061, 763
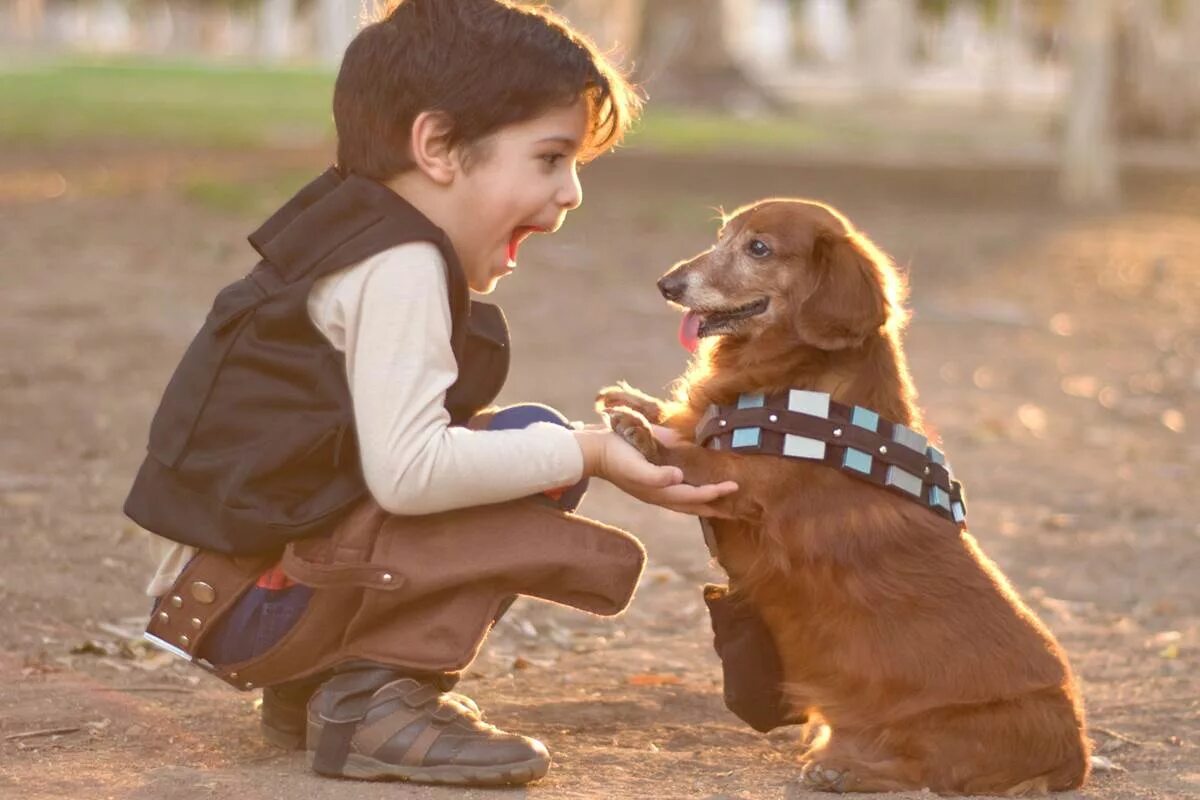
604, 406, 661, 462
595, 381, 664, 423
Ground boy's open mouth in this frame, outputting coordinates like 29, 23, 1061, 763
506, 226, 543, 267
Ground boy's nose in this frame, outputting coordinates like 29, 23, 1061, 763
557, 169, 582, 211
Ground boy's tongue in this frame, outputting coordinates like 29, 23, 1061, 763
678, 311, 701, 353
507, 226, 538, 267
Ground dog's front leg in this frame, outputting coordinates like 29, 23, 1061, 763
655, 443, 764, 519
605, 407, 762, 520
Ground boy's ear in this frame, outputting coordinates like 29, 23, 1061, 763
410, 111, 459, 185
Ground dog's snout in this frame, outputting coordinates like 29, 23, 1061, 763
658, 274, 687, 302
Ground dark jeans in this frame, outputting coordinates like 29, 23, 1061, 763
197, 403, 587, 666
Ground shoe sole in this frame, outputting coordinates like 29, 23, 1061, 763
305, 750, 550, 786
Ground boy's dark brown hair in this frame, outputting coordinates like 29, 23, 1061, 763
334, 0, 642, 180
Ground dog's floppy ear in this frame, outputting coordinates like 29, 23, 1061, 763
796, 230, 888, 350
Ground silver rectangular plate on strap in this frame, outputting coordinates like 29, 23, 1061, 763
892, 424, 928, 453
783, 434, 826, 459
885, 465, 924, 496
788, 390, 830, 417
732, 427, 762, 448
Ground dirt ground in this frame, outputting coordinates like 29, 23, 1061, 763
1, 146, 1198, 800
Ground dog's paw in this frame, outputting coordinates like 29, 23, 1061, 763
799, 762, 851, 793
604, 406, 661, 462
595, 381, 664, 423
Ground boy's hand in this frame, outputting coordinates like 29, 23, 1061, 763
573, 426, 739, 518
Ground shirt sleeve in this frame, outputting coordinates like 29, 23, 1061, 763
308, 242, 584, 515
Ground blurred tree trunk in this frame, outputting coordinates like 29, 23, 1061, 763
316, 0, 358, 66
11, 0, 45, 43
1114, 0, 1200, 138
857, 0, 916, 99
1060, 0, 1119, 208
986, 0, 1023, 109
1187, 0, 1200, 144
634, 0, 781, 112
257, 0, 296, 63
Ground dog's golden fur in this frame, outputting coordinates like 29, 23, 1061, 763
599, 199, 1089, 794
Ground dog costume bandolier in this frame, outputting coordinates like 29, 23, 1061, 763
694, 390, 967, 733
126, 169, 645, 688
696, 390, 967, 526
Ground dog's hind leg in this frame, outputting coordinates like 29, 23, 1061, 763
799, 734, 924, 793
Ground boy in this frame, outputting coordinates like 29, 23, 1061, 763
127, 0, 737, 787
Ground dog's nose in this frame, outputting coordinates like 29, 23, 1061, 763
658, 274, 687, 302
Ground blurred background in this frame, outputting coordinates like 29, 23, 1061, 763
1, 0, 1199, 203
2, 2, 1198, 798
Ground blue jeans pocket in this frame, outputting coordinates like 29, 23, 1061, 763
198, 583, 313, 666
253, 587, 313, 656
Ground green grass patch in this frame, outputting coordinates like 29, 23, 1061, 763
0, 59, 335, 148
181, 168, 318, 216
0, 59, 869, 156
629, 109, 848, 153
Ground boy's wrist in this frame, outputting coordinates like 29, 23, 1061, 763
572, 429, 606, 479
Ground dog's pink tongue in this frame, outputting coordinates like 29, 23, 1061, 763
678, 311, 700, 353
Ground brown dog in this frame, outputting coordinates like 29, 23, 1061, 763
598, 199, 1090, 794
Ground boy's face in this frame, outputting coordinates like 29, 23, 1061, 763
445, 99, 588, 294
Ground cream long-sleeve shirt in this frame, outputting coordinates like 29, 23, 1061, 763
145, 242, 584, 596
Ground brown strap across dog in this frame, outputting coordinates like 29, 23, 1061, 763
695, 390, 967, 527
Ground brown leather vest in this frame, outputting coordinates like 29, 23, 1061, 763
124, 169, 510, 554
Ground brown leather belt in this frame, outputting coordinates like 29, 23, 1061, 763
143, 550, 278, 690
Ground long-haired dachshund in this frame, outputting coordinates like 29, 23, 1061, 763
598, 199, 1089, 794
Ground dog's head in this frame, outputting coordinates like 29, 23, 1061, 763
659, 199, 905, 351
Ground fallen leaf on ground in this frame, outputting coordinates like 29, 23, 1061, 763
1089, 755, 1126, 773
627, 673, 682, 686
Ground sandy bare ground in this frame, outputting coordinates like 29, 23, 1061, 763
1, 147, 1197, 799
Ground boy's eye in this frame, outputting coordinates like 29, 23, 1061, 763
747, 239, 771, 258
540, 153, 565, 167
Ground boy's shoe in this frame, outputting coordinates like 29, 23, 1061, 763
306, 672, 548, 786
261, 674, 482, 751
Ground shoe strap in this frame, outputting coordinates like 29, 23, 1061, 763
349, 704, 427, 756
311, 718, 358, 776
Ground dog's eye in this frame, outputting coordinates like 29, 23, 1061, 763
747, 239, 771, 258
